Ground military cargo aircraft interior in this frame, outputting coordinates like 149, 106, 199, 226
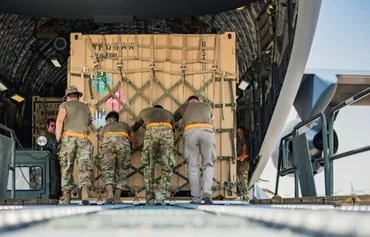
2, 0, 370, 236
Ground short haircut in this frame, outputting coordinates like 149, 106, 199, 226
106, 111, 119, 121
47, 118, 56, 126
153, 105, 163, 109
237, 126, 246, 131
187, 95, 200, 102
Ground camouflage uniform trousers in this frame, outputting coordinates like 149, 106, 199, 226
237, 160, 250, 196
59, 136, 93, 192
142, 126, 175, 201
100, 136, 131, 190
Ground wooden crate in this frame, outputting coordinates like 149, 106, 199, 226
69, 33, 238, 199
32, 96, 63, 146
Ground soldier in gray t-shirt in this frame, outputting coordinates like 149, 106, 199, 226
174, 95, 216, 204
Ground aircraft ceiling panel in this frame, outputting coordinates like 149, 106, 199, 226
0, 0, 266, 97
0, 0, 249, 18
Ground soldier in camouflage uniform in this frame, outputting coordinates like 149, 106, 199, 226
39, 118, 57, 153
39, 118, 61, 199
174, 95, 216, 205
132, 105, 175, 205
236, 126, 249, 200
56, 86, 92, 205
100, 111, 133, 204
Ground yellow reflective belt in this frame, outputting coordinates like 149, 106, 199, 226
146, 122, 173, 130
184, 123, 213, 131
103, 131, 129, 138
62, 131, 91, 140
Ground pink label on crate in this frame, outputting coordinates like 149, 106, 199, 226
106, 91, 126, 111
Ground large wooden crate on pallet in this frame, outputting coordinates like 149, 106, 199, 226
32, 96, 63, 146
69, 33, 238, 200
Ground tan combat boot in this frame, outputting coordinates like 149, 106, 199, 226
114, 188, 122, 204
104, 185, 114, 205
81, 185, 90, 205
61, 190, 71, 205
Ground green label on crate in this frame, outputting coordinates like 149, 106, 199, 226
95, 72, 113, 94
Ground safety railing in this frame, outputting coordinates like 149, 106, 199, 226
275, 86, 370, 197
326, 86, 370, 195
275, 112, 329, 197
0, 123, 16, 199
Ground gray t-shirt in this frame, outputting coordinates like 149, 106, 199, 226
174, 102, 213, 125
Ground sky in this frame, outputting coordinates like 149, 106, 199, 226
306, 0, 370, 70
259, 0, 370, 197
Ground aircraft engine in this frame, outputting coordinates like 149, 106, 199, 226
271, 118, 338, 176
271, 117, 301, 175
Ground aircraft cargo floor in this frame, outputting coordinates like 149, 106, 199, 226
1, 201, 370, 237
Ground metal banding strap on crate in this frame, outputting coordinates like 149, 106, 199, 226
212, 36, 220, 109
154, 79, 183, 106
119, 81, 151, 115
221, 71, 226, 119
152, 77, 182, 106
87, 35, 101, 100
118, 66, 151, 104
95, 81, 122, 107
